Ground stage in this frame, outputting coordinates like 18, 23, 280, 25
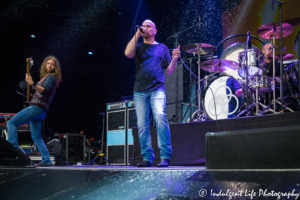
2, 112, 300, 199
130, 111, 300, 167
1, 166, 300, 200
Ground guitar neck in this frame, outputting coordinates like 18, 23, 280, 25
26, 57, 34, 103
27, 82, 30, 101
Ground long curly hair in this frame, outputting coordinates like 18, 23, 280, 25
40, 55, 62, 86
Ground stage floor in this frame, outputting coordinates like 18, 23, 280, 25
1, 166, 300, 200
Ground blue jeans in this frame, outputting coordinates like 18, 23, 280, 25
134, 89, 172, 163
7, 105, 52, 165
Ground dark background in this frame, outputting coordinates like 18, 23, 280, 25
0, 0, 242, 140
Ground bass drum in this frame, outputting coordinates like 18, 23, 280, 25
202, 76, 244, 120
220, 42, 261, 80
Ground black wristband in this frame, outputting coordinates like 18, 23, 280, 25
32, 83, 37, 88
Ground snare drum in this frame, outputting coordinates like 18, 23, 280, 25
238, 49, 263, 78
249, 76, 271, 93
202, 76, 243, 120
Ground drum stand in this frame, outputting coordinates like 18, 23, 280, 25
260, 97, 294, 114
260, 67, 299, 114
271, 35, 277, 112
196, 53, 204, 121
235, 76, 277, 118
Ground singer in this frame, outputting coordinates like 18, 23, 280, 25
7, 56, 62, 167
124, 20, 181, 167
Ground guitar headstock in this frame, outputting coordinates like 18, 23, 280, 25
26, 57, 34, 73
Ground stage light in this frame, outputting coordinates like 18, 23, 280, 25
30, 35, 36, 38
119, 13, 121, 15
88, 52, 93, 55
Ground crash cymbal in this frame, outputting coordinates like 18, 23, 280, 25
269, 53, 294, 60
201, 59, 239, 73
257, 22, 294, 39
182, 43, 217, 55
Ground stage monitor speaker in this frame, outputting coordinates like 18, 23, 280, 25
206, 125, 300, 169
47, 139, 63, 156
0, 137, 31, 166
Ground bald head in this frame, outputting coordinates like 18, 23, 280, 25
143, 19, 156, 30
141, 19, 157, 41
262, 43, 274, 62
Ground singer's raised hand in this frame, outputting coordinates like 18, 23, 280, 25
172, 45, 181, 61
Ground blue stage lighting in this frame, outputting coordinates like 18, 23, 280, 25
30, 35, 36, 38
88, 52, 93, 55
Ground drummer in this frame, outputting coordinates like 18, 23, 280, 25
262, 43, 280, 77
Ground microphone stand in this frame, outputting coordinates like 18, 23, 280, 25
298, 32, 300, 97
245, 32, 250, 111
273, 0, 285, 111
100, 112, 105, 164
16, 90, 30, 106
167, 22, 200, 123
293, 30, 300, 97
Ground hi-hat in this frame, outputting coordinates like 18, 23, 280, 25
257, 22, 294, 39
269, 53, 294, 60
201, 59, 239, 73
182, 43, 217, 55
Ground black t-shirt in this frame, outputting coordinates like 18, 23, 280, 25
133, 43, 171, 92
264, 61, 280, 77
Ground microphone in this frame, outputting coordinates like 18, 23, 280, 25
247, 31, 251, 49
199, 16, 201, 29
16, 90, 27, 98
272, 0, 274, 11
136, 25, 145, 33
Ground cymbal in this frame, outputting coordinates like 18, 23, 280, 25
269, 53, 294, 60
201, 59, 239, 73
182, 43, 217, 55
257, 22, 294, 39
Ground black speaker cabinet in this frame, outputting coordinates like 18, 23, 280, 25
206, 125, 300, 169
106, 100, 137, 165
0, 137, 31, 166
107, 101, 126, 165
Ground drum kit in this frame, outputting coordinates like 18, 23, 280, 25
181, 21, 300, 122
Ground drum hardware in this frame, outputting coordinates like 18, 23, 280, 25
216, 34, 266, 49
240, 31, 252, 111
269, 53, 294, 61
293, 30, 300, 95
260, 97, 295, 114
249, 75, 271, 93
235, 76, 277, 117
200, 59, 238, 73
235, 100, 278, 118
283, 67, 300, 109
238, 49, 264, 79
182, 42, 217, 122
167, 20, 201, 123
182, 43, 217, 55
179, 56, 217, 123
202, 76, 244, 120
256, 22, 294, 40
257, 0, 294, 110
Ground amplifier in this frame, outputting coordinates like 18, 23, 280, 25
127, 100, 136, 164
107, 100, 136, 165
